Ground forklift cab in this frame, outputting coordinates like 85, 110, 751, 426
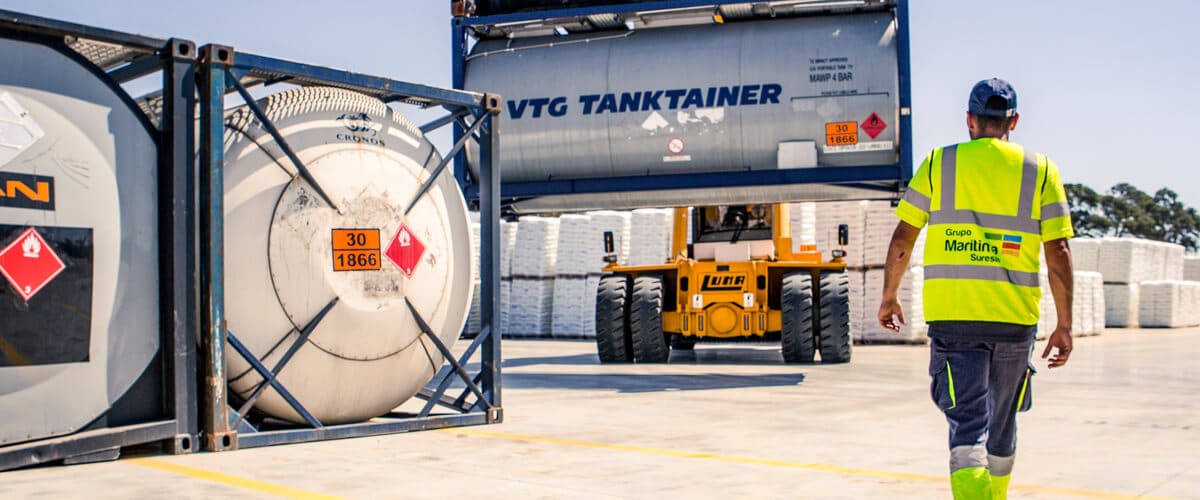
691, 205, 777, 261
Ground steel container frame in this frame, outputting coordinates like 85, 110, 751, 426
196, 46, 503, 451
0, 10, 198, 470
451, 0, 912, 205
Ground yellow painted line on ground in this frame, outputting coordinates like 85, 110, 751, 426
127, 458, 344, 500
447, 428, 1176, 500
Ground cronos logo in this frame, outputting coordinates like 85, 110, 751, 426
337, 112, 377, 136
335, 112, 385, 146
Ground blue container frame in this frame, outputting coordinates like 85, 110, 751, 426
196, 45, 503, 452
0, 10, 198, 470
451, 0, 913, 203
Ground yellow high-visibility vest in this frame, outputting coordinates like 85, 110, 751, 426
895, 138, 1074, 325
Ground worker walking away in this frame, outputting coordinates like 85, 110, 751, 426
877, 78, 1075, 499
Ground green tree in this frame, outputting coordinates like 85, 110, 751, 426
1064, 183, 1111, 237
1065, 182, 1200, 251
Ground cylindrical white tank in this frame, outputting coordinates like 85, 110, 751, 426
0, 38, 159, 445
222, 87, 473, 424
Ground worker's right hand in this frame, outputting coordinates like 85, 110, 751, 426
1041, 327, 1073, 368
878, 297, 905, 332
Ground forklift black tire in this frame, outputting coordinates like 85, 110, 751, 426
818, 271, 853, 364
781, 272, 816, 363
630, 276, 670, 363
596, 275, 633, 363
671, 334, 696, 351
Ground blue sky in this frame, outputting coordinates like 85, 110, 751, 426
7, 0, 1198, 206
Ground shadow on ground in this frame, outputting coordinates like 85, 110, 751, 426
502, 345, 791, 369
502, 372, 806, 393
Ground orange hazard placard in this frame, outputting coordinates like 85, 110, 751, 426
332, 228, 381, 271
825, 121, 858, 146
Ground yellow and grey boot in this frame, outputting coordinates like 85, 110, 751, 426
950, 467, 993, 500
988, 454, 1016, 500
950, 446, 992, 499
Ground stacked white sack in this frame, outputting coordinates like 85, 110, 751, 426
1097, 238, 1150, 283
814, 201, 866, 268
789, 202, 818, 250
550, 276, 589, 338
863, 201, 894, 267
1071, 271, 1103, 336
861, 201, 928, 268
465, 220, 482, 336
1091, 273, 1106, 335
860, 267, 927, 343
550, 215, 592, 338
1104, 283, 1139, 328
1070, 272, 1091, 336
499, 220, 519, 334
1096, 238, 1183, 283
1185, 257, 1200, 281
1070, 238, 1101, 273
1037, 272, 1057, 341
1161, 242, 1184, 281
509, 216, 559, 337
1138, 281, 1200, 328
629, 208, 673, 266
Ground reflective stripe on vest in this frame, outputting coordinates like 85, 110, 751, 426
930, 145, 1041, 234
925, 264, 1040, 288
902, 188, 931, 212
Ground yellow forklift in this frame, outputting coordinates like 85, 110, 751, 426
596, 204, 851, 364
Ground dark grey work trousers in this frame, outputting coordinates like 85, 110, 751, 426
928, 324, 1036, 476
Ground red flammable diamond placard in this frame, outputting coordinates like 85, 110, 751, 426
385, 223, 425, 278
0, 227, 66, 301
861, 112, 887, 139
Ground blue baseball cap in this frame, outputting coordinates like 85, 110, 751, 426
968, 78, 1017, 117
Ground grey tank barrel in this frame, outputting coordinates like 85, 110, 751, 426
463, 11, 901, 210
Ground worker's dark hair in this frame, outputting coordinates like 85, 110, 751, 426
973, 96, 1014, 135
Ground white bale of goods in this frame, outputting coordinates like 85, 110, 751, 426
465, 280, 482, 336
1070, 238, 1101, 273
550, 277, 589, 338
860, 267, 927, 343
507, 216, 559, 337
500, 280, 513, 334
499, 220, 519, 334
1091, 273, 1106, 335
1161, 242, 1185, 281
589, 210, 633, 266
553, 214, 594, 276
1185, 256, 1200, 281
512, 216, 559, 278
863, 201, 901, 267
629, 208, 674, 265
1138, 280, 1200, 328
500, 220, 518, 278
508, 278, 555, 336
1104, 283, 1140, 328
1071, 271, 1103, 336
1096, 238, 1149, 284
814, 201, 866, 268
790, 202, 818, 248
1037, 272, 1056, 340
